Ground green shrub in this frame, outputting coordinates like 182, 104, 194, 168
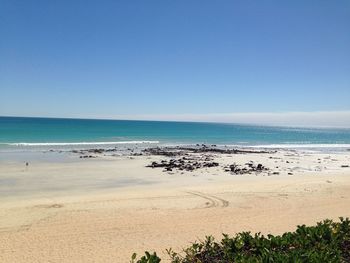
131, 251, 161, 263
132, 217, 350, 262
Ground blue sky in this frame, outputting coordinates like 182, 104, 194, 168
0, 1, 349, 124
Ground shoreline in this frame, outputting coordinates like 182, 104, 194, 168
1, 145, 350, 201
0, 146, 350, 262
1, 141, 350, 156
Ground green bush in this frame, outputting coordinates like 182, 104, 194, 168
131, 217, 350, 262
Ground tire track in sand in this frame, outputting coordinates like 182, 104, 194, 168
186, 191, 229, 208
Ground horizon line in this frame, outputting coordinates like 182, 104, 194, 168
1, 110, 350, 129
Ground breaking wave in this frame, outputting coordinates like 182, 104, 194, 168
4, 141, 160, 146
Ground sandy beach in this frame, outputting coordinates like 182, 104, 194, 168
1, 148, 350, 262
2, 0, 350, 261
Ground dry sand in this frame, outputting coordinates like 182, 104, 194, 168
0, 150, 350, 262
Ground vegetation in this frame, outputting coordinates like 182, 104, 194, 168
131, 218, 350, 263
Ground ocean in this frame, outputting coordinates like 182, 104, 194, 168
1, 116, 350, 151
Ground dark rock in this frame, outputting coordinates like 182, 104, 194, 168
203, 162, 219, 168
143, 146, 272, 157
146, 157, 220, 173
79, 155, 95, 159
224, 162, 269, 175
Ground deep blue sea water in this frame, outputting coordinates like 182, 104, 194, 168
1, 117, 350, 150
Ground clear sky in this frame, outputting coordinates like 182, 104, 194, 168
0, 1, 349, 125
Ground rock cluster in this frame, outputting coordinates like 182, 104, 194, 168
71, 148, 143, 158
146, 157, 219, 172
72, 148, 116, 155
224, 162, 268, 175
79, 155, 96, 159
143, 145, 272, 157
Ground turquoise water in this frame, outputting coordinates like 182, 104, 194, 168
1, 117, 350, 149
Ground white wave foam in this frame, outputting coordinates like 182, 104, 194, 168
247, 144, 350, 149
6, 141, 160, 146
